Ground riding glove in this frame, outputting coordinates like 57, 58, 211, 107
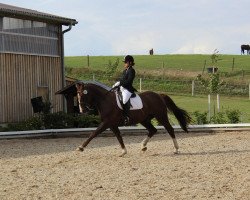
112, 81, 120, 88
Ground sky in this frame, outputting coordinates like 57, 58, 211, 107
1, 0, 250, 56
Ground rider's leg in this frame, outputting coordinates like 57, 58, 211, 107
121, 87, 132, 125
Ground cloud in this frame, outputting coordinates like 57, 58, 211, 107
174, 43, 216, 54
111, 31, 156, 55
2, 0, 250, 55
172, 34, 220, 54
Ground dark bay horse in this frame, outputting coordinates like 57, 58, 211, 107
149, 48, 154, 55
76, 81, 191, 156
241, 44, 250, 55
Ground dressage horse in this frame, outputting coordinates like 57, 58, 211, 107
75, 81, 191, 156
241, 44, 250, 55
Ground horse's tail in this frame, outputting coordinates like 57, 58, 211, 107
160, 94, 192, 132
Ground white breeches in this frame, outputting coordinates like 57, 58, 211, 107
120, 86, 132, 104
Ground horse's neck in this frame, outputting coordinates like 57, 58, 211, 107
88, 85, 109, 106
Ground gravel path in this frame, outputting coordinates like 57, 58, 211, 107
0, 131, 249, 200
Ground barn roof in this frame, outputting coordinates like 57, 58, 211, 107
0, 3, 77, 26
56, 81, 111, 95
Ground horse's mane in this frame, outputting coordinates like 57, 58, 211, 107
77, 80, 111, 91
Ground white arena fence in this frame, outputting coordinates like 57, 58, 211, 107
1, 123, 250, 140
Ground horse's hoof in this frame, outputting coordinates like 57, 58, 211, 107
119, 153, 126, 157
76, 146, 84, 151
174, 150, 180, 154
141, 147, 147, 152
119, 149, 127, 157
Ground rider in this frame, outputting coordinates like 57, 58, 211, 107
112, 55, 137, 125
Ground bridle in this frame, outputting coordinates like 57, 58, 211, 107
76, 85, 95, 113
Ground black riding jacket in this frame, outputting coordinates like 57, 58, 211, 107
119, 66, 137, 93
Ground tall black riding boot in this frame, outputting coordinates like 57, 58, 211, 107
122, 102, 130, 125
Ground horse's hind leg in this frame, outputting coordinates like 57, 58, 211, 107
140, 120, 157, 152
110, 126, 127, 157
155, 115, 179, 154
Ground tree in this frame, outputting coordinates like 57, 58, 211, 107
211, 49, 220, 66
105, 58, 120, 78
196, 73, 223, 122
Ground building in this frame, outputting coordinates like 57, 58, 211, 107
0, 3, 77, 124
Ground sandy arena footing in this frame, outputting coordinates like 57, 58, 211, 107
0, 131, 249, 200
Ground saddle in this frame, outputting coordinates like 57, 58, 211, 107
115, 91, 143, 110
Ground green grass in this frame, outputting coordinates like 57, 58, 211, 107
65, 54, 250, 123
65, 54, 250, 73
170, 94, 250, 123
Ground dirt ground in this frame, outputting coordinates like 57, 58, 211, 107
0, 131, 249, 200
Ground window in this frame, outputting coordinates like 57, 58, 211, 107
0, 17, 60, 56
37, 86, 49, 101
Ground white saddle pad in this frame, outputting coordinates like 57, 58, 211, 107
115, 92, 143, 110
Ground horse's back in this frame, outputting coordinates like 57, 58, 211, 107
139, 91, 161, 98
138, 91, 165, 107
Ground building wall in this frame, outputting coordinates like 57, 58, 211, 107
0, 53, 63, 123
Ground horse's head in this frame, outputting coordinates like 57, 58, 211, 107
75, 83, 91, 113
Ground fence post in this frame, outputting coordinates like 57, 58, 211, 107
217, 94, 220, 112
208, 94, 211, 121
92, 74, 95, 81
140, 78, 141, 92
87, 55, 90, 67
202, 60, 206, 74
232, 57, 235, 71
162, 61, 165, 79
192, 80, 195, 96
249, 83, 250, 100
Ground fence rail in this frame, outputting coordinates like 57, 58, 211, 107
1, 123, 250, 139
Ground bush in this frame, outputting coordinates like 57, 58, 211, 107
42, 112, 75, 129
0, 126, 9, 132
0, 112, 101, 132
193, 111, 208, 124
3, 116, 43, 131
226, 109, 241, 123
193, 109, 241, 125
210, 112, 227, 124
75, 114, 101, 128
42, 113, 100, 129
42, 100, 53, 114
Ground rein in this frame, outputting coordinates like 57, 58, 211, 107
104, 86, 119, 96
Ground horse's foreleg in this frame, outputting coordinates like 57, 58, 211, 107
76, 122, 107, 151
110, 127, 127, 157
172, 138, 179, 154
141, 136, 150, 151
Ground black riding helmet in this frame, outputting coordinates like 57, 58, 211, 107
123, 55, 135, 66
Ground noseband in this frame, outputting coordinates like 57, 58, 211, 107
76, 87, 95, 113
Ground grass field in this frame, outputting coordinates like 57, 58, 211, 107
170, 94, 250, 122
65, 54, 250, 123
65, 54, 250, 73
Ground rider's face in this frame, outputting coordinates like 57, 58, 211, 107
124, 62, 129, 69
